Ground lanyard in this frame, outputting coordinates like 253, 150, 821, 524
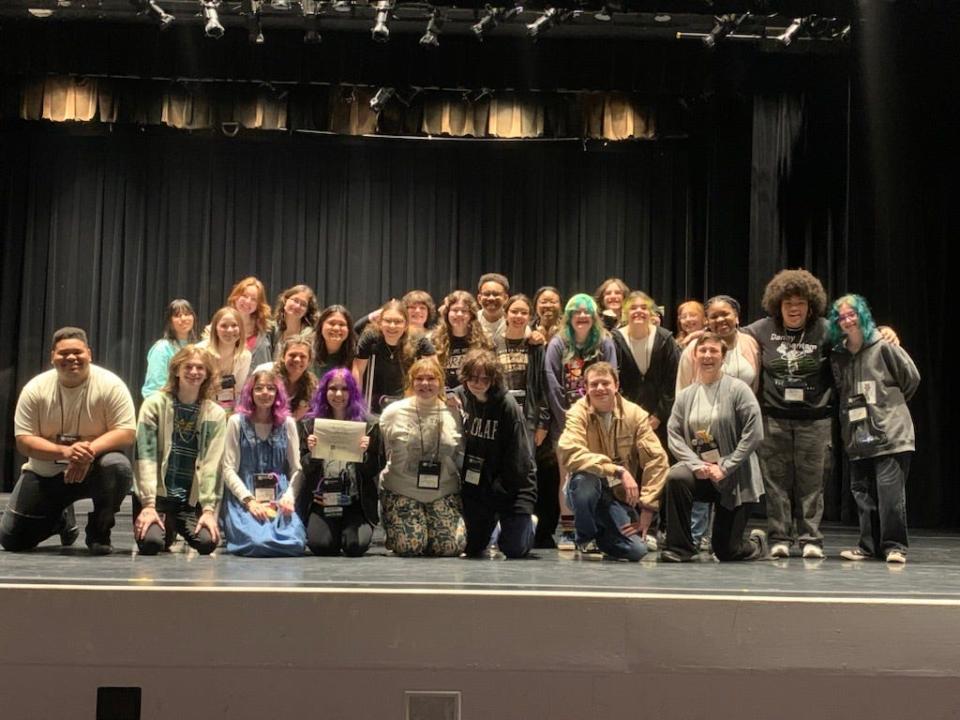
415, 403, 443, 461
692, 380, 722, 437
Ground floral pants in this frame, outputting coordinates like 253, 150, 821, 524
380, 488, 465, 557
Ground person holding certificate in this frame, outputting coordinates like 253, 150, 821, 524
378, 358, 465, 557
221, 369, 306, 557
300, 368, 383, 557
660, 333, 768, 563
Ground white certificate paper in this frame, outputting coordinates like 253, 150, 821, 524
312, 419, 366, 462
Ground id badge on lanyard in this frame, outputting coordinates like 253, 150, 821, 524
463, 454, 484, 486
693, 438, 721, 464
783, 377, 805, 403
417, 461, 441, 490
254, 473, 277, 503
846, 393, 869, 423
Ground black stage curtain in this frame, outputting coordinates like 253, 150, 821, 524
0, 124, 732, 491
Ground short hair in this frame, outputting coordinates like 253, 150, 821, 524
694, 331, 729, 357
620, 291, 656, 325
594, 277, 631, 311
164, 344, 218, 400
208, 306, 246, 354
402, 290, 437, 325
827, 294, 878, 346
162, 299, 198, 343
226, 276, 271, 333
584, 361, 619, 385
477, 273, 510, 295
406, 357, 445, 399
761, 268, 827, 326
459, 349, 504, 389
235, 369, 290, 426
272, 284, 320, 333
51, 327, 88, 352
307, 367, 368, 422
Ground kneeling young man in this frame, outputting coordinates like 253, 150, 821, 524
1, 327, 136, 555
557, 362, 668, 561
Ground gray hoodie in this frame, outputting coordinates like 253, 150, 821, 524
830, 335, 920, 461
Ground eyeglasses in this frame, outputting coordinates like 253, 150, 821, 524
838, 312, 858, 322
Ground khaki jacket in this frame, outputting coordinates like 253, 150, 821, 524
557, 394, 669, 510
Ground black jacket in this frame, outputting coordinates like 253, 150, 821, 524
613, 325, 680, 427
453, 385, 537, 514
298, 419, 383, 525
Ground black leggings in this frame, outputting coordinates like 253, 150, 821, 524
306, 502, 373, 557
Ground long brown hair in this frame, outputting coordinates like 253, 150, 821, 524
431, 290, 493, 365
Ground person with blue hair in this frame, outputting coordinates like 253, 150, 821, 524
828, 294, 920, 564
545, 293, 617, 549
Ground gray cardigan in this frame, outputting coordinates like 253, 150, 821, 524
667, 374, 764, 510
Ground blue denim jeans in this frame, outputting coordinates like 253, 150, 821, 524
849, 452, 910, 557
565, 472, 647, 561
690, 501, 711, 544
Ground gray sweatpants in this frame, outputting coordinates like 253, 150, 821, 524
757, 416, 832, 548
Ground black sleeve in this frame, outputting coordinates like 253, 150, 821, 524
354, 313, 372, 336
657, 332, 681, 424
356, 331, 377, 360
418, 335, 436, 357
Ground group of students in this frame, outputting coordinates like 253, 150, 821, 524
0, 268, 920, 566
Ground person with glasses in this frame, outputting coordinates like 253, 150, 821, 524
353, 299, 435, 416
267, 284, 319, 360
476, 273, 511, 342
378, 358, 465, 557
450, 350, 537, 559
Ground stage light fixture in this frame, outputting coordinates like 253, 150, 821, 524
419, 9, 444, 47
242, 0, 265, 43
471, 5, 500, 40
777, 17, 805, 46
370, 87, 396, 113
371, 1, 393, 42
202, 1, 225, 38
702, 13, 745, 48
331, 0, 352, 11
272, 0, 291, 8
594, 1, 620, 22
526, 7, 560, 39
132, 0, 175, 29
302, 0, 322, 43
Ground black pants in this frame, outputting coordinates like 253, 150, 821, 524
533, 438, 560, 548
462, 489, 534, 559
0, 452, 132, 551
132, 496, 216, 555
664, 465, 761, 562
306, 501, 373, 557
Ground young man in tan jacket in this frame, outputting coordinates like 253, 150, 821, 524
557, 362, 669, 560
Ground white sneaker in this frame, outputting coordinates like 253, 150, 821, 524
885, 549, 907, 564
557, 531, 576, 551
840, 548, 872, 561
802, 544, 824, 559
770, 542, 790, 558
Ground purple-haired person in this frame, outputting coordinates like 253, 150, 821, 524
221, 369, 306, 556
299, 368, 384, 557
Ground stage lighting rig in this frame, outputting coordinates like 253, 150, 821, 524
241, 0, 264, 43
471, 3, 522, 41
202, 0, 225, 38
702, 13, 747, 48
526, 6, 576, 40
370, 87, 396, 113
371, 1, 394, 43
419, 9, 445, 48
593, 1, 621, 22
777, 16, 807, 46
303, 0, 322, 42
131, 0, 176, 28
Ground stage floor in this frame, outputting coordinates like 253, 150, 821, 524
2, 495, 958, 601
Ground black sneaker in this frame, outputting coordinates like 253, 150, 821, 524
87, 541, 113, 556
659, 549, 690, 563
58, 506, 79, 547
